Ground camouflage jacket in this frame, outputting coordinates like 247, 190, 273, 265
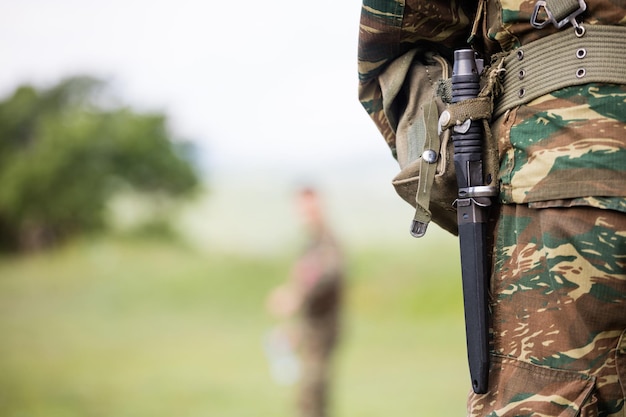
293, 229, 343, 347
358, 0, 626, 208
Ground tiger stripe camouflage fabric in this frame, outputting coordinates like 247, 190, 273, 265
474, 204, 626, 416
498, 82, 626, 208
358, 0, 477, 151
357, 0, 626, 416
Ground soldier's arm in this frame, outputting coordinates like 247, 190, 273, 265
358, 0, 478, 152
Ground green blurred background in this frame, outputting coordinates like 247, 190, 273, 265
0, 1, 470, 416
0, 230, 468, 417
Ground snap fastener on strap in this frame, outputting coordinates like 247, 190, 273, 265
438, 97, 493, 133
422, 149, 438, 164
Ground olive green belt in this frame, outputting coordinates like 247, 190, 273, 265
494, 24, 626, 117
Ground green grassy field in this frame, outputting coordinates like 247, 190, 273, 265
0, 234, 469, 417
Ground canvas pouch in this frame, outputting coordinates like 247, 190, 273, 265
379, 48, 503, 236
379, 51, 458, 235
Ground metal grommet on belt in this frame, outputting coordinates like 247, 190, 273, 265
575, 24, 586, 37
494, 24, 626, 118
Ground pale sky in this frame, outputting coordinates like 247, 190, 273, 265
0, 0, 436, 251
0, 0, 393, 179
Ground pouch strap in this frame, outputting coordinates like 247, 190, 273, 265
438, 96, 493, 133
495, 24, 626, 117
410, 100, 441, 237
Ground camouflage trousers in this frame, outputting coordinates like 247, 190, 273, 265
296, 324, 337, 417
468, 204, 626, 417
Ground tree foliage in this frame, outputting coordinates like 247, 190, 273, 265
0, 76, 200, 251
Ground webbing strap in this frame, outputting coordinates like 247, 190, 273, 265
546, 0, 583, 22
531, 0, 586, 29
494, 24, 626, 117
438, 97, 493, 132
411, 100, 441, 235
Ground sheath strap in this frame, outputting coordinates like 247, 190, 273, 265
411, 99, 441, 234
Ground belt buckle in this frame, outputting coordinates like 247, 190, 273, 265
531, 0, 587, 30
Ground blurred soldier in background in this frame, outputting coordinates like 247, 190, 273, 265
266, 187, 344, 417
358, 0, 626, 415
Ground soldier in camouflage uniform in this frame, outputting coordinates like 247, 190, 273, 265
358, 0, 626, 416
266, 187, 344, 417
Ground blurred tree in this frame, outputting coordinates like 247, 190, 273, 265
0, 76, 200, 251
